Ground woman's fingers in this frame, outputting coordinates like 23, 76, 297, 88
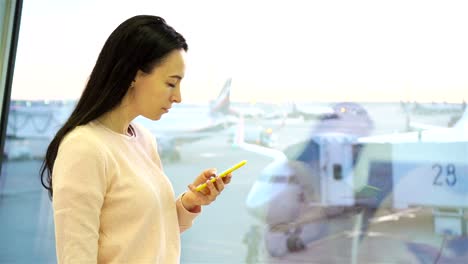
188, 184, 206, 199
188, 182, 216, 205
222, 173, 232, 184
206, 179, 219, 199
214, 176, 225, 192
187, 171, 232, 207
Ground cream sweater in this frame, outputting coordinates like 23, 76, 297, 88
52, 120, 199, 263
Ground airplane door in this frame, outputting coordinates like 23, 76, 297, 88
321, 138, 354, 206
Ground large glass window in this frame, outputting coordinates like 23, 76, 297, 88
2, 0, 468, 263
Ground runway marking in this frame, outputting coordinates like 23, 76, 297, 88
369, 207, 421, 224
344, 230, 413, 241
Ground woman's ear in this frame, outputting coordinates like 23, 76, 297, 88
133, 69, 146, 84
130, 71, 143, 91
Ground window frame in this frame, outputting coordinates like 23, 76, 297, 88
0, 0, 22, 174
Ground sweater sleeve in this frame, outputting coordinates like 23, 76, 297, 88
52, 135, 108, 264
175, 193, 200, 233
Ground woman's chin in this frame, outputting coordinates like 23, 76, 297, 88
142, 113, 163, 121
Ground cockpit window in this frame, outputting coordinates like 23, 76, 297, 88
288, 175, 300, 184
270, 175, 288, 183
258, 173, 300, 184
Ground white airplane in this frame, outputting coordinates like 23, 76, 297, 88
264, 102, 336, 122
239, 102, 468, 257
289, 102, 336, 120
4, 79, 238, 162
401, 100, 466, 115
240, 102, 374, 256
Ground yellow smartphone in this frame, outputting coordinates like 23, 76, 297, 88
195, 160, 247, 192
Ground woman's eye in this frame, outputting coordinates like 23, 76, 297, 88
167, 83, 176, 88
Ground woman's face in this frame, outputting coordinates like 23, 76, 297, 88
131, 49, 186, 120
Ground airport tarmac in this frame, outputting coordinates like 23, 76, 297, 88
0, 102, 465, 263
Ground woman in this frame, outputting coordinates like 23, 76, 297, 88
40, 15, 231, 263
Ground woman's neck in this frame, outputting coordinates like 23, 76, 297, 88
97, 107, 135, 136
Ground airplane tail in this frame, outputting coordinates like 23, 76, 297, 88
209, 78, 232, 115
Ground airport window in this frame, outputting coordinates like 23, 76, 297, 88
2, 1, 468, 263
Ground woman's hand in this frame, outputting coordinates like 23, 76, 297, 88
181, 168, 232, 212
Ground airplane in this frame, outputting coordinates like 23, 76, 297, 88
287, 102, 336, 120
263, 102, 337, 122
233, 102, 374, 256
401, 100, 466, 115
133, 101, 239, 162
239, 102, 468, 258
210, 80, 335, 122
406, 107, 466, 132
229, 103, 266, 120
4, 79, 240, 162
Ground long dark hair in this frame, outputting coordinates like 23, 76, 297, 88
40, 15, 188, 198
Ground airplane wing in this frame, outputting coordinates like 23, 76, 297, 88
299, 105, 335, 120
358, 108, 468, 143
405, 104, 467, 131
134, 78, 238, 145
288, 102, 335, 120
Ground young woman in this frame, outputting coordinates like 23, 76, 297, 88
40, 15, 231, 263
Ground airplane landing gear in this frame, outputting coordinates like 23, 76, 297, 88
264, 230, 288, 257
287, 233, 306, 252
264, 227, 306, 257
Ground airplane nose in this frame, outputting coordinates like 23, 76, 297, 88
245, 183, 270, 219
245, 182, 302, 226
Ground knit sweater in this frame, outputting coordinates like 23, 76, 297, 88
52, 120, 199, 263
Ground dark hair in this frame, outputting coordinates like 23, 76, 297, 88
40, 15, 188, 198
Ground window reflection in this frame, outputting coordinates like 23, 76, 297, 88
245, 102, 468, 262
2, 0, 468, 263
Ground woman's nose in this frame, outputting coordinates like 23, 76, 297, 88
171, 88, 182, 103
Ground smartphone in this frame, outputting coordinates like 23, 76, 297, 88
195, 160, 247, 191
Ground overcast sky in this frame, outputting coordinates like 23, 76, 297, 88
11, 0, 468, 103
